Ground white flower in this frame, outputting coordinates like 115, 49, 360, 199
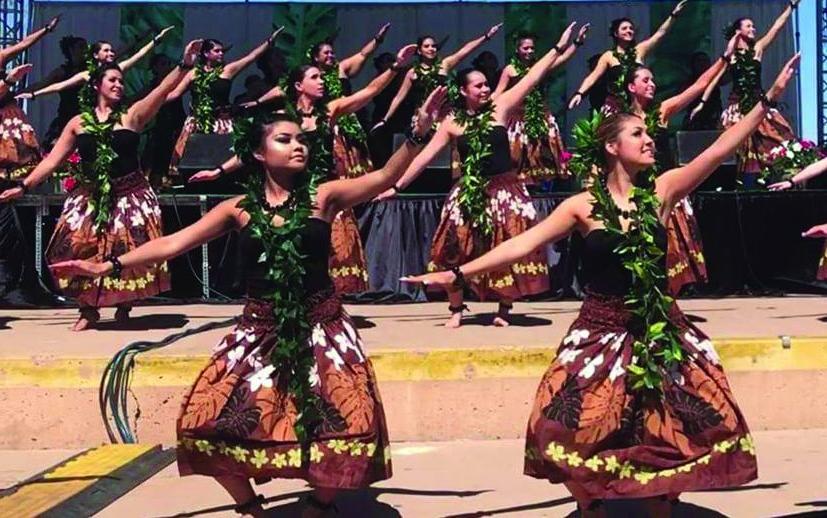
563, 329, 590, 347
141, 201, 153, 216
520, 202, 537, 220
113, 215, 124, 231
334, 332, 365, 362
234, 326, 257, 343
609, 356, 625, 382
129, 212, 145, 228
558, 348, 583, 365
117, 197, 130, 210
246, 365, 275, 392
308, 364, 320, 388
311, 325, 327, 347
325, 348, 345, 370
611, 333, 627, 352
226, 345, 245, 370
245, 347, 263, 370
496, 190, 510, 202
785, 150, 795, 159
579, 353, 604, 379
598, 333, 617, 345
792, 142, 803, 153
66, 208, 85, 231
685, 331, 720, 365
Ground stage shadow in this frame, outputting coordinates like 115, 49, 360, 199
349, 315, 377, 330
0, 316, 19, 330
443, 495, 574, 517
701, 482, 788, 493
458, 313, 552, 328
685, 313, 708, 323
796, 501, 827, 508
94, 314, 190, 331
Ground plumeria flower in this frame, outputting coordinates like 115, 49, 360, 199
521, 202, 537, 220
234, 326, 257, 344
611, 333, 627, 352
325, 348, 345, 370
308, 364, 320, 388
246, 365, 275, 392
558, 348, 583, 365
311, 325, 327, 347
579, 353, 604, 379
130, 212, 145, 228
563, 329, 590, 346
608, 356, 625, 382
333, 332, 365, 362
226, 345, 245, 370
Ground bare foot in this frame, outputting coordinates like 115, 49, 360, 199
493, 315, 510, 327
444, 311, 463, 328
71, 310, 99, 331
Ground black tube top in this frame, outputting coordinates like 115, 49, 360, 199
76, 129, 141, 178
456, 125, 513, 177
579, 226, 668, 296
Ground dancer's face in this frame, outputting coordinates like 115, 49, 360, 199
628, 68, 656, 102
205, 44, 225, 65
96, 69, 124, 103
738, 19, 757, 41
615, 21, 636, 43
460, 70, 491, 109
604, 117, 656, 168
295, 67, 325, 100
255, 121, 309, 174
418, 38, 438, 61
315, 44, 337, 68
95, 43, 116, 63
517, 39, 535, 62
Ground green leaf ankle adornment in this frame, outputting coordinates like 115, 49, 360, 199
193, 64, 223, 133
454, 102, 496, 237
510, 56, 549, 141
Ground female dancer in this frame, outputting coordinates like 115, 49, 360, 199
194, 44, 417, 295
622, 34, 739, 295
166, 29, 283, 177
372, 23, 503, 130
716, 0, 800, 188
404, 55, 797, 518
379, 23, 581, 328
568, 0, 687, 114
310, 23, 391, 97
0, 16, 60, 178
50, 87, 446, 518
0, 41, 201, 331
492, 27, 588, 186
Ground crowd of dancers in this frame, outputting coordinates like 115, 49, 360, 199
0, 1, 820, 516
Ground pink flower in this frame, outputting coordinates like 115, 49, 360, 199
67, 151, 81, 165
560, 150, 573, 164
62, 177, 77, 192
802, 140, 815, 150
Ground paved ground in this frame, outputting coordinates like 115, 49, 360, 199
2, 430, 826, 517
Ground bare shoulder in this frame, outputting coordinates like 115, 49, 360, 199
560, 190, 594, 217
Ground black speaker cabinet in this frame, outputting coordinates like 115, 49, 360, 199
177, 133, 235, 172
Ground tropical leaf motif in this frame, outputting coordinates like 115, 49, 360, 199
119, 6, 184, 98
575, 377, 627, 444
180, 363, 238, 431
542, 374, 583, 430
272, 5, 337, 70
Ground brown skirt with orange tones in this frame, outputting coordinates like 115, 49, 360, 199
329, 209, 369, 294
721, 98, 795, 177
177, 293, 392, 488
507, 108, 570, 184
0, 102, 40, 180
524, 292, 757, 500
666, 198, 708, 296
428, 172, 550, 301
45, 171, 170, 307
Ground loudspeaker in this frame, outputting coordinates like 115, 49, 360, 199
675, 130, 736, 166
177, 133, 235, 172
393, 132, 452, 169
391, 133, 453, 194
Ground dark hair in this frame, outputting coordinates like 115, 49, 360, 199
417, 35, 437, 50
610, 17, 635, 40
472, 51, 497, 70
244, 74, 263, 88
513, 32, 537, 47
90, 62, 123, 89
90, 40, 113, 58
624, 65, 652, 91
59, 35, 86, 61
248, 112, 301, 160
597, 112, 643, 161
724, 17, 750, 40
373, 51, 395, 71
287, 64, 317, 99
256, 47, 286, 82
200, 39, 224, 63
310, 40, 334, 63
148, 53, 171, 71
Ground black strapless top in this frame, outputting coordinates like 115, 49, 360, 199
76, 129, 141, 178
410, 69, 447, 107
193, 76, 232, 108
579, 226, 668, 296
239, 217, 334, 299
456, 125, 512, 177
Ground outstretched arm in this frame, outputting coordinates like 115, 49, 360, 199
0, 16, 58, 64
661, 51, 731, 122
0, 64, 32, 97
164, 69, 194, 102
118, 26, 174, 71
769, 155, 827, 191
26, 69, 89, 99
223, 27, 283, 78
339, 23, 390, 77
658, 54, 799, 206
636, 0, 687, 60
554, 24, 590, 70
442, 23, 502, 72
373, 68, 414, 127
188, 155, 244, 183
568, 51, 611, 110
756, 0, 798, 54
50, 197, 243, 279
491, 65, 515, 100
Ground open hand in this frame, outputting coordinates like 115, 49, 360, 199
0, 186, 24, 203
182, 39, 203, 67
486, 23, 503, 40
767, 53, 800, 102
412, 85, 448, 136
400, 270, 456, 289
767, 179, 794, 191
672, 0, 689, 16
575, 24, 591, 46
803, 223, 827, 239
568, 92, 583, 110
188, 168, 222, 183
158, 26, 175, 39
50, 259, 110, 279
395, 44, 418, 68
557, 22, 578, 49
46, 16, 61, 32
376, 23, 391, 41
7, 63, 33, 83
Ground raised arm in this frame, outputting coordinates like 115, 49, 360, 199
636, 0, 687, 60
372, 68, 414, 129
658, 54, 799, 206
322, 87, 446, 213
568, 51, 612, 110
328, 44, 416, 119
188, 155, 244, 183
554, 24, 590, 70
0, 64, 32, 97
164, 69, 194, 103
339, 23, 390, 78
442, 23, 502, 72
769, 155, 827, 191
25, 69, 89, 99
491, 65, 516, 100
223, 27, 283, 79
50, 196, 242, 280
0, 17, 59, 64
756, 0, 798, 55
660, 40, 735, 122
118, 26, 174, 72
496, 23, 578, 119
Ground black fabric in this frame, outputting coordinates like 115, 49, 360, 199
76, 129, 141, 178
193, 77, 232, 109
456, 125, 512, 178
579, 227, 668, 297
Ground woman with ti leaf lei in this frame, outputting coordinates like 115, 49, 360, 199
379, 22, 581, 329
404, 55, 798, 518
166, 28, 284, 179
193, 44, 418, 295
492, 26, 589, 187
372, 23, 504, 133
568, 0, 687, 115
620, 33, 739, 296
0, 41, 202, 331
705, 1, 800, 189
50, 87, 448, 518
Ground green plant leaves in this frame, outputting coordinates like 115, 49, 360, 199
272, 5, 337, 70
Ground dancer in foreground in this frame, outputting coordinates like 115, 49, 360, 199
50, 87, 447, 517
404, 55, 798, 517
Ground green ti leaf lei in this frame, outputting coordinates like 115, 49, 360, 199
610, 48, 639, 109
732, 47, 762, 114
192, 64, 223, 133
453, 102, 495, 237
509, 56, 549, 141
320, 66, 367, 146
79, 104, 126, 233
78, 46, 99, 114
414, 59, 444, 106
574, 111, 685, 393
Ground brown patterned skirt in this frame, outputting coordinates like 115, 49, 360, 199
332, 125, 373, 180
817, 242, 827, 281
721, 97, 795, 177
428, 172, 550, 301
507, 107, 570, 184
524, 292, 757, 500
329, 209, 369, 294
666, 198, 707, 296
45, 171, 170, 307
0, 101, 40, 180
169, 111, 233, 176
177, 293, 392, 488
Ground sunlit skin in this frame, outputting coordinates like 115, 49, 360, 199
314, 43, 337, 69
459, 70, 491, 112
93, 42, 116, 64
604, 118, 657, 171
736, 19, 758, 43
95, 69, 124, 103
204, 44, 225, 66
418, 37, 438, 63
252, 122, 310, 177
516, 38, 535, 63
614, 20, 636, 46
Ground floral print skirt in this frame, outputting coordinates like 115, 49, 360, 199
428, 172, 550, 301
332, 126, 372, 180
666, 198, 707, 296
169, 112, 233, 176
0, 102, 40, 180
46, 171, 170, 307
524, 292, 757, 500
507, 108, 570, 184
177, 293, 392, 488
329, 209, 369, 294
721, 99, 794, 177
